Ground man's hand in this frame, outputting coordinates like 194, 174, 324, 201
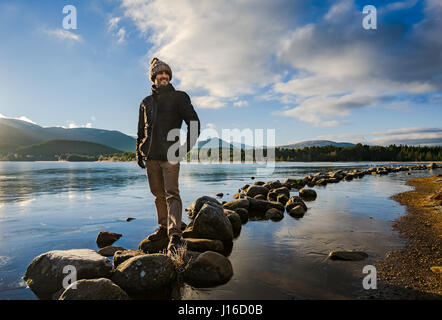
136, 153, 146, 169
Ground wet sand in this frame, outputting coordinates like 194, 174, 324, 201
373, 174, 442, 299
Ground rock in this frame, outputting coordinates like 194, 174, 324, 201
233, 192, 246, 199
245, 185, 269, 198
264, 208, 284, 221
126, 217, 136, 222
112, 254, 176, 296
183, 202, 233, 242
248, 197, 285, 214
262, 180, 283, 190
282, 178, 304, 189
286, 196, 307, 212
138, 237, 169, 254
113, 249, 145, 268
216, 192, 224, 197
427, 163, 438, 169
287, 205, 306, 218
224, 209, 242, 237
233, 208, 249, 224
186, 196, 221, 219
183, 251, 233, 287
253, 181, 265, 186
299, 188, 317, 201
267, 186, 290, 201
59, 278, 130, 300
97, 246, 126, 257
223, 198, 249, 211
250, 176, 255, 180
254, 194, 267, 200
96, 231, 122, 248
185, 238, 224, 253
328, 250, 368, 261
430, 266, 442, 274
23, 249, 113, 298
276, 193, 289, 205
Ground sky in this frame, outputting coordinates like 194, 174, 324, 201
0, 0, 441, 146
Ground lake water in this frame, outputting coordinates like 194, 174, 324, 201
0, 161, 439, 300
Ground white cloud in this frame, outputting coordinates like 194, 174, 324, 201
0, 113, 37, 125
193, 95, 225, 109
233, 100, 249, 107
46, 29, 82, 42
67, 121, 93, 129
108, 16, 121, 31
116, 28, 126, 44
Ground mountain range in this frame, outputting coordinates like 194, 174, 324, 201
0, 117, 356, 158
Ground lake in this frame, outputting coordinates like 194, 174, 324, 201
0, 161, 439, 299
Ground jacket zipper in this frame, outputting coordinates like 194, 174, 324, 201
145, 95, 158, 158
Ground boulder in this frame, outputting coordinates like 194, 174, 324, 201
112, 254, 176, 295
254, 194, 267, 200
262, 180, 283, 190
126, 217, 136, 222
183, 251, 233, 287
97, 246, 126, 257
328, 250, 368, 261
216, 193, 224, 197
264, 208, 284, 221
138, 237, 169, 254
247, 197, 285, 213
223, 198, 249, 211
96, 231, 122, 248
113, 249, 145, 268
233, 208, 249, 224
186, 196, 221, 219
245, 185, 269, 198
23, 249, 113, 298
287, 205, 305, 218
224, 209, 242, 237
286, 196, 307, 212
267, 186, 290, 201
59, 278, 129, 300
183, 202, 233, 242
299, 188, 317, 201
276, 193, 289, 205
185, 238, 224, 253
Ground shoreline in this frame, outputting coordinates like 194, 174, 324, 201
374, 174, 442, 299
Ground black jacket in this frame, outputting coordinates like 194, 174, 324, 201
136, 83, 201, 161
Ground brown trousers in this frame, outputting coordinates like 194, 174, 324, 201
145, 160, 182, 236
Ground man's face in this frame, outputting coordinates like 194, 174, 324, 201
154, 71, 170, 87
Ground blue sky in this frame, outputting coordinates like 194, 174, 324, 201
0, 0, 441, 146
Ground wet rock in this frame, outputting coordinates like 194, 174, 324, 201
328, 250, 368, 261
248, 197, 285, 214
287, 205, 306, 218
96, 231, 122, 248
126, 217, 136, 222
186, 196, 221, 219
138, 237, 169, 254
185, 238, 224, 253
276, 193, 289, 205
59, 278, 130, 300
286, 196, 307, 212
233, 208, 249, 224
253, 180, 265, 185
254, 194, 267, 200
233, 193, 246, 199
224, 209, 242, 237
183, 202, 233, 242
112, 254, 176, 296
299, 188, 317, 201
267, 186, 290, 201
183, 251, 233, 287
282, 178, 304, 189
264, 208, 284, 221
223, 198, 249, 211
262, 180, 283, 190
23, 249, 113, 298
245, 185, 269, 198
113, 249, 145, 268
216, 192, 224, 197
98, 246, 126, 257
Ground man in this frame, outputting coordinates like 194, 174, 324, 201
136, 57, 201, 253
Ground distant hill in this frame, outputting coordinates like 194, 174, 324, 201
278, 140, 355, 149
0, 118, 135, 152
0, 139, 124, 161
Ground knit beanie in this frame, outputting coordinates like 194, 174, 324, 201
149, 57, 172, 82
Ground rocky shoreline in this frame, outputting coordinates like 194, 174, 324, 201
374, 174, 442, 299
22, 162, 440, 299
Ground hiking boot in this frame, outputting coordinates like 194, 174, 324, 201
167, 234, 186, 254
147, 225, 168, 241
